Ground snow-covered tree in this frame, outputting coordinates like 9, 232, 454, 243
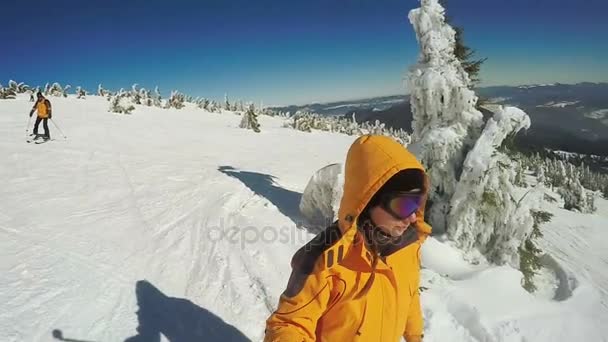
8, 80, 30, 93
407, 0, 536, 267
130, 84, 142, 104
0, 83, 17, 99
98, 84, 109, 97
153, 86, 163, 107
49, 82, 63, 97
514, 162, 527, 187
559, 178, 592, 213
207, 100, 220, 113
63, 85, 71, 97
166, 90, 185, 109
44, 83, 51, 95
447, 107, 534, 264
109, 89, 135, 114
407, 0, 485, 234
197, 98, 210, 110
519, 210, 552, 292
76, 86, 87, 99
224, 93, 230, 111
239, 103, 261, 132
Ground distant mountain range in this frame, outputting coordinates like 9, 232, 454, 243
271, 82, 608, 157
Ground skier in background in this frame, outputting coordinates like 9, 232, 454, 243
265, 135, 431, 342
29, 92, 52, 140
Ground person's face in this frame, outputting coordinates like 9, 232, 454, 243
369, 205, 417, 237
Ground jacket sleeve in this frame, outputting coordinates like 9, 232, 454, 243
264, 255, 331, 342
404, 240, 425, 339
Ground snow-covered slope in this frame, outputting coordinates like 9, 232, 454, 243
1, 95, 607, 341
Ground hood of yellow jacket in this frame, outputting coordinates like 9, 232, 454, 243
338, 135, 432, 237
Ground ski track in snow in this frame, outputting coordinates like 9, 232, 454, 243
1, 94, 608, 341
0, 95, 352, 341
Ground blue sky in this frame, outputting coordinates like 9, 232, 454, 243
3, 0, 607, 105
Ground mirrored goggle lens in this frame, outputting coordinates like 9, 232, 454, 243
387, 194, 423, 219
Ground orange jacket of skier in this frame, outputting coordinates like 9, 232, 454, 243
265, 135, 431, 342
32, 97, 52, 119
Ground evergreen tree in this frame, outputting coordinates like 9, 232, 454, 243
439, 0, 487, 88
224, 93, 230, 111
240, 103, 261, 133
76, 86, 87, 99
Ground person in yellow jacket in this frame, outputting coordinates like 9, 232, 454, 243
29, 92, 53, 140
265, 135, 431, 342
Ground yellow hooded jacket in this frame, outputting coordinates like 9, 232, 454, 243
265, 135, 432, 342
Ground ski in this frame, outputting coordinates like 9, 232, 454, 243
27, 135, 51, 144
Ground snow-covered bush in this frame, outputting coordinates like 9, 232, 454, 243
299, 163, 344, 233
109, 90, 135, 114
0, 83, 17, 99
166, 90, 185, 109
48, 82, 64, 97
8, 80, 29, 93
239, 104, 261, 132
76, 86, 87, 99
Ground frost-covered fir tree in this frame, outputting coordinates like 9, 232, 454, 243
0, 83, 17, 99
166, 90, 185, 109
407, 0, 484, 234
76, 86, 87, 99
98, 84, 108, 97
558, 177, 593, 213
131, 84, 142, 104
49, 83, 63, 97
198, 98, 210, 110
44, 83, 51, 95
8, 80, 18, 92
153, 86, 163, 107
239, 103, 261, 133
63, 85, 71, 97
8, 80, 30, 93
408, 0, 536, 267
224, 93, 230, 111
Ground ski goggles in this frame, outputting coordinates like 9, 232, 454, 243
379, 191, 424, 220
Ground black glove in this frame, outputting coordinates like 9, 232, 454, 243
29, 112, 33, 118
49, 113, 52, 119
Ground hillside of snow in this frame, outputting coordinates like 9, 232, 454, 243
1, 95, 607, 341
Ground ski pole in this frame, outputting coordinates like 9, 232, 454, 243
50, 118, 67, 139
25, 115, 32, 139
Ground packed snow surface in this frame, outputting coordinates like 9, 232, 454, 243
1, 95, 607, 341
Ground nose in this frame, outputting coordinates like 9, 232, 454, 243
404, 212, 416, 224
